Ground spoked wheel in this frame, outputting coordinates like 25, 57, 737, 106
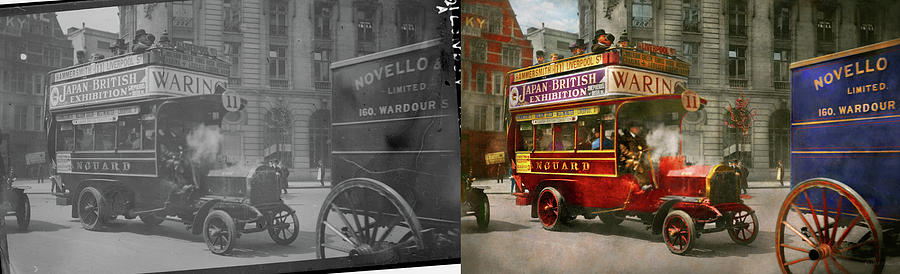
776, 178, 884, 273
728, 209, 758, 245
139, 213, 165, 226
537, 187, 566, 231
78, 187, 105, 231
474, 191, 490, 230
15, 191, 30, 231
663, 210, 696, 254
268, 207, 300, 245
203, 210, 237, 255
316, 178, 423, 264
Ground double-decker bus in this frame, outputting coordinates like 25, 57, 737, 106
45, 37, 298, 255
506, 44, 757, 254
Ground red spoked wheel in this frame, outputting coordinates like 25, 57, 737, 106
537, 187, 566, 231
775, 178, 884, 274
663, 210, 696, 254
728, 209, 758, 245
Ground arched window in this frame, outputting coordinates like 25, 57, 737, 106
264, 105, 293, 168
309, 109, 330, 168
769, 108, 790, 168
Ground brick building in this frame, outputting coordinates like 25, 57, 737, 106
461, 0, 532, 177
0, 12, 73, 177
579, 0, 900, 180
119, 0, 444, 179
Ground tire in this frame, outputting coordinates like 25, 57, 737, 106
727, 209, 758, 245
474, 191, 490, 230
78, 187, 106, 231
140, 214, 165, 226
663, 210, 696, 255
537, 187, 566, 231
203, 210, 237, 255
316, 178, 423, 261
775, 178, 884, 274
15, 191, 30, 231
267, 207, 300, 245
600, 212, 625, 226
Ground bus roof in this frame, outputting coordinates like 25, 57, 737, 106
506, 46, 690, 84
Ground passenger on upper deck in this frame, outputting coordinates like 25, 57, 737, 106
550, 53, 562, 62
535, 50, 546, 64
590, 29, 615, 54
570, 39, 586, 56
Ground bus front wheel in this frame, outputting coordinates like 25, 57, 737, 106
78, 187, 106, 231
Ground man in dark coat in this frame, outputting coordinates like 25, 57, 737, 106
591, 29, 615, 53
738, 161, 749, 194
569, 39, 586, 56
535, 50, 546, 64
618, 122, 652, 191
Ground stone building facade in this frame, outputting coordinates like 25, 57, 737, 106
579, 0, 900, 179
461, 0, 533, 177
120, 0, 444, 179
65, 26, 117, 65
0, 12, 73, 178
524, 25, 578, 65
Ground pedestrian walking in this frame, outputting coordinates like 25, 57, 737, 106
276, 160, 289, 194
776, 160, 784, 186
317, 160, 325, 187
738, 161, 749, 194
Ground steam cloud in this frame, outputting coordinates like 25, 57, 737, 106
186, 123, 225, 167
645, 123, 682, 163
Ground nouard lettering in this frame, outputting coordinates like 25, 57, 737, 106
75, 161, 132, 173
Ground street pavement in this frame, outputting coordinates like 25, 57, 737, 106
461, 185, 900, 274
3, 186, 331, 273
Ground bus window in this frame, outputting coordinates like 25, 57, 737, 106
516, 122, 533, 151
75, 124, 94, 151
142, 119, 155, 150
95, 122, 117, 151
535, 124, 552, 151
57, 122, 74, 151
118, 116, 142, 150
554, 122, 575, 150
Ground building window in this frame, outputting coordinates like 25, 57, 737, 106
172, 1, 194, 30
14, 105, 26, 130
632, 0, 653, 29
13, 71, 25, 94
816, 6, 835, 43
475, 105, 487, 130
32, 105, 41, 131
224, 0, 242, 33
728, 0, 747, 37
682, 42, 700, 85
472, 39, 487, 62
494, 106, 503, 131
858, 4, 877, 45
32, 74, 43, 95
501, 46, 520, 67
773, 49, 790, 90
488, 9, 502, 34
476, 72, 486, 94
97, 40, 110, 50
356, 8, 375, 43
269, 0, 288, 36
682, 0, 700, 33
268, 45, 288, 88
774, 3, 791, 40
398, 3, 420, 45
728, 45, 747, 87
224, 42, 241, 85
400, 23, 417, 45
313, 48, 331, 85
314, 2, 332, 40
492, 72, 503, 96
557, 41, 569, 51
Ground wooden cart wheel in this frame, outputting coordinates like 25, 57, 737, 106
316, 178, 423, 263
15, 191, 30, 231
600, 212, 625, 226
203, 210, 237, 255
78, 187, 105, 231
139, 214, 165, 226
268, 207, 300, 245
728, 209, 758, 245
474, 191, 490, 230
537, 187, 566, 231
775, 178, 884, 274
663, 210, 696, 254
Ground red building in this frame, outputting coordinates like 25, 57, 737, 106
461, 0, 532, 178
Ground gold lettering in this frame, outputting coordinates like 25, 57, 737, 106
844, 64, 854, 77
877, 57, 888, 71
